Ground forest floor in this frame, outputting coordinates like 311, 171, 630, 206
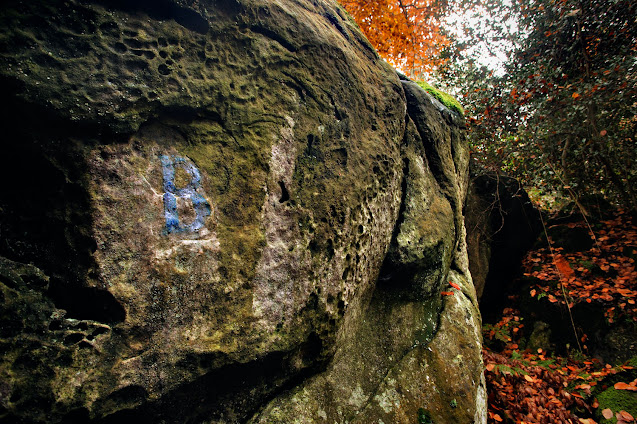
482, 209, 637, 424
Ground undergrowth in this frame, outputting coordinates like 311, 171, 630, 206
483, 209, 637, 423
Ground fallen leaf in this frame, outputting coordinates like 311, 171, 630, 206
441, 291, 454, 296
615, 382, 637, 391
554, 255, 575, 280
493, 413, 503, 422
616, 411, 631, 424
449, 281, 461, 290
618, 410, 634, 421
602, 408, 613, 419
572, 92, 580, 99
486, 363, 495, 372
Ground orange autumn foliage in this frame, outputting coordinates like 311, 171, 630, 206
339, 0, 448, 77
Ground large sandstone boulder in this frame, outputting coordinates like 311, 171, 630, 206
0, 0, 485, 422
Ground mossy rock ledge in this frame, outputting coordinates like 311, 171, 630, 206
0, 0, 484, 422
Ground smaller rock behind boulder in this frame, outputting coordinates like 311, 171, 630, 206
465, 172, 542, 321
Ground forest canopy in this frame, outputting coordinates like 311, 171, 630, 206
341, 0, 637, 211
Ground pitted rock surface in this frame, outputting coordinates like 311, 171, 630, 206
0, 0, 485, 422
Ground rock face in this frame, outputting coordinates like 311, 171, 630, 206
0, 1, 484, 423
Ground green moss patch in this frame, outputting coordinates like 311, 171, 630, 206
596, 387, 637, 423
415, 81, 464, 116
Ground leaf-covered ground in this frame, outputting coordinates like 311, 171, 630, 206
525, 210, 637, 324
483, 210, 637, 423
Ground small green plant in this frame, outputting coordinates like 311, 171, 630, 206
417, 408, 434, 424
450, 399, 458, 409
534, 357, 556, 368
492, 363, 528, 376
483, 316, 523, 344
578, 259, 595, 270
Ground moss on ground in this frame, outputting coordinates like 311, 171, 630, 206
596, 387, 637, 423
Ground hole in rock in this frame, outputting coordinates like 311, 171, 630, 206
158, 63, 170, 75
342, 268, 350, 280
63, 333, 84, 346
92, 326, 110, 337
326, 239, 334, 260
78, 340, 93, 349
123, 38, 143, 49
300, 332, 323, 364
9, 391, 22, 403
113, 42, 127, 53
278, 181, 290, 203
48, 280, 126, 324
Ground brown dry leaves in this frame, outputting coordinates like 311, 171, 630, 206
483, 299, 635, 423
524, 210, 637, 323
484, 348, 588, 423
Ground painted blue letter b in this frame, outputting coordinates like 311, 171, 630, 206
160, 155, 211, 234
